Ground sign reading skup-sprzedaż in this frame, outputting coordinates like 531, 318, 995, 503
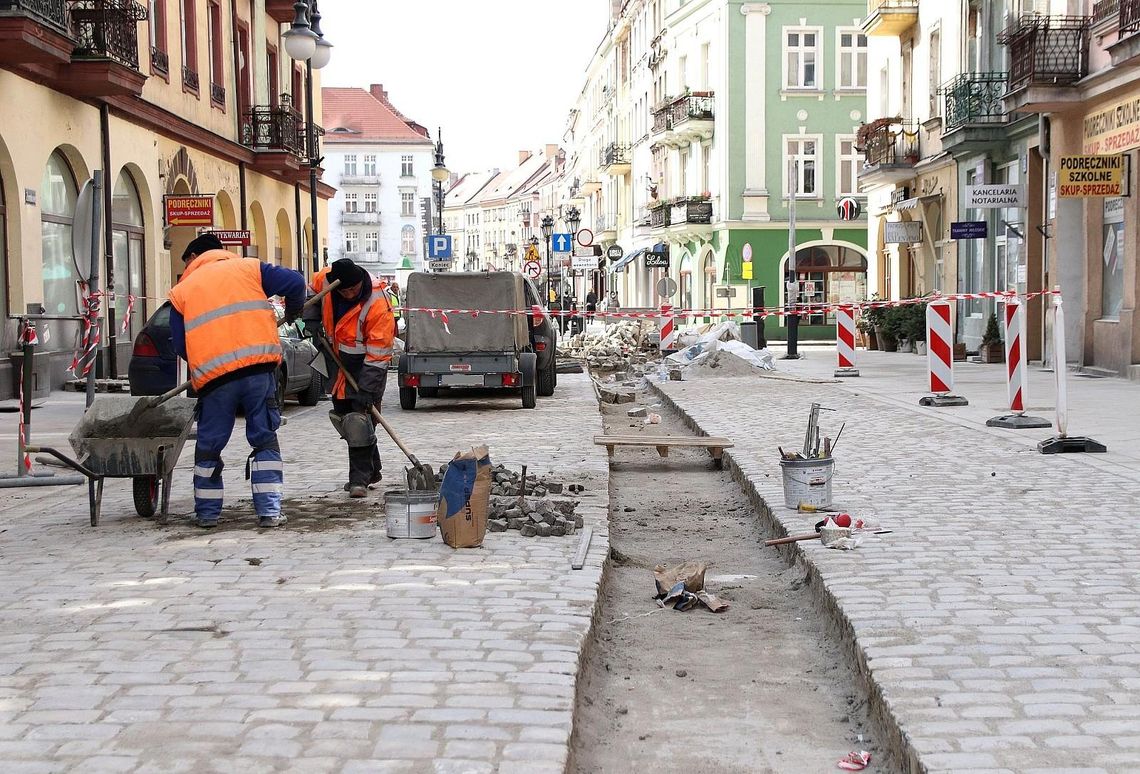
1058, 154, 1125, 197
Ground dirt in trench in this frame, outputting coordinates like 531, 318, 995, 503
570, 391, 881, 774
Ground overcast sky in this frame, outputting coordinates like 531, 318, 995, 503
319, 1, 610, 173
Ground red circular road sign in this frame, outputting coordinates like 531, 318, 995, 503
576, 228, 594, 246
837, 197, 862, 221
523, 260, 542, 279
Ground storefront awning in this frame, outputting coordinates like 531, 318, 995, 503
611, 248, 646, 273
894, 193, 942, 211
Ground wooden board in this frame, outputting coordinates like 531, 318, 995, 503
594, 435, 733, 468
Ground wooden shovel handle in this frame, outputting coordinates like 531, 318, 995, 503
764, 532, 820, 547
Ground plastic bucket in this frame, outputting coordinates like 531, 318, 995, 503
779, 457, 835, 510
385, 490, 439, 539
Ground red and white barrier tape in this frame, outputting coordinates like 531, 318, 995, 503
120, 294, 136, 335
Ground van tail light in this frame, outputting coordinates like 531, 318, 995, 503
132, 333, 160, 358
502, 373, 520, 387
401, 374, 421, 387
534, 342, 546, 352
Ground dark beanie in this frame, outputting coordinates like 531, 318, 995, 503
181, 233, 225, 262
328, 258, 367, 288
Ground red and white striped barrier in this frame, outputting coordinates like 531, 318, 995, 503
659, 304, 676, 352
985, 298, 1050, 428
834, 306, 859, 377
920, 300, 968, 407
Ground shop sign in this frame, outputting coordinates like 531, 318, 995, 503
1058, 154, 1125, 197
165, 195, 215, 226
644, 251, 669, 269
1104, 197, 1125, 225
950, 221, 987, 240
966, 184, 1026, 209
890, 187, 910, 207
209, 230, 251, 246
884, 221, 923, 244
1083, 96, 1140, 154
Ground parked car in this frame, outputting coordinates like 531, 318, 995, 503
398, 271, 558, 410
127, 302, 323, 406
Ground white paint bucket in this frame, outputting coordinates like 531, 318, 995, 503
779, 457, 835, 510
384, 490, 439, 539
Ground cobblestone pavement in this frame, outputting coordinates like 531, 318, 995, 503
0, 374, 608, 773
653, 370, 1140, 773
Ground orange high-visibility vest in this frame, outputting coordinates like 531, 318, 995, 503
170, 250, 282, 391
311, 268, 395, 398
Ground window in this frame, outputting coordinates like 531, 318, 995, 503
784, 28, 820, 89
1103, 197, 1125, 320
344, 231, 358, 253
363, 193, 377, 213
40, 151, 78, 318
401, 155, 414, 176
344, 193, 358, 212
678, 147, 689, 195
208, 1, 224, 103
784, 136, 821, 197
879, 65, 889, 116
402, 225, 416, 255
363, 155, 377, 176
837, 29, 867, 90
365, 231, 378, 254
149, 0, 168, 72
836, 135, 860, 196
343, 155, 357, 176
401, 192, 415, 217
180, 0, 197, 89
701, 143, 711, 194
112, 172, 146, 339
267, 46, 278, 107
928, 28, 941, 118
700, 42, 710, 89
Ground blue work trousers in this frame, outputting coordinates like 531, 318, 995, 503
192, 371, 282, 521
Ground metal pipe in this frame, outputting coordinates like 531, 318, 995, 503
86, 170, 104, 408
239, 162, 248, 230
294, 182, 303, 270
0, 474, 86, 488
305, 57, 319, 274
100, 106, 117, 377
784, 158, 800, 359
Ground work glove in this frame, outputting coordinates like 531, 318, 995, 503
284, 306, 302, 324
351, 390, 375, 414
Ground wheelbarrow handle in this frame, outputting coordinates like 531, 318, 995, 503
23, 446, 103, 481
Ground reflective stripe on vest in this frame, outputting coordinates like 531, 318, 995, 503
184, 300, 275, 333
191, 343, 283, 383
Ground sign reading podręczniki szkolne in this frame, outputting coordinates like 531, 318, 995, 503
1058, 154, 1125, 197
1083, 96, 1140, 154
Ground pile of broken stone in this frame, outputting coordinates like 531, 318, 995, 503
485, 464, 584, 538
565, 321, 650, 371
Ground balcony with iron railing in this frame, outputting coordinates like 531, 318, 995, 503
862, 0, 918, 37
1093, 0, 1119, 29
651, 100, 673, 137
600, 142, 631, 175
670, 93, 715, 142
0, 0, 74, 67
244, 99, 322, 176
941, 72, 1011, 154
340, 210, 380, 225
1112, 0, 1140, 64
149, 44, 167, 75
182, 65, 198, 91
857, 118, 921, 185
210, 81, 225, 105
66, 0, 149, 97
648, 203, 671, 229
999, 15, 1091, 111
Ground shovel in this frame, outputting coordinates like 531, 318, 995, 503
319, 336, 438, 491
126, 279, 341, 422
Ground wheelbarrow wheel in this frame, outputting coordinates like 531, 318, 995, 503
133, 476, 160, 519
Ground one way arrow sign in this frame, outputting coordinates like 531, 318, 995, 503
551, 233, 573, 253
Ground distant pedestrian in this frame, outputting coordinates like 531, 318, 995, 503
585, 290, 597, 322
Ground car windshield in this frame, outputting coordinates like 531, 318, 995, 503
149, 303, 171, 329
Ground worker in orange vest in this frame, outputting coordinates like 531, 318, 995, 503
305, 259, 396, 497
169, 233, 305, 528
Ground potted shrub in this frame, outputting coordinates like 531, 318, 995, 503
856, 314, 879, 350
904, 301, 928, 355
980, 312, 1004, 363
871, 302, 897, 352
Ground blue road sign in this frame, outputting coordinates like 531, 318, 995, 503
950, 221, 987, 240
428, 234, 453, 259
551, 233, 574, 253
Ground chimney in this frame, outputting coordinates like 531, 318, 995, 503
545, 144, 559, 160
518, 150, 532, 165
369, 84, 388, 103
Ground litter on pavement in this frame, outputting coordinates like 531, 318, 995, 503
837, 750, 872, 771
652, 561, 729, 613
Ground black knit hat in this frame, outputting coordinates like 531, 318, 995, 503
181, 233, 225, 262
328, 258, 367, 289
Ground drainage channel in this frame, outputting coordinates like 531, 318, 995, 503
569, 390, 880, 773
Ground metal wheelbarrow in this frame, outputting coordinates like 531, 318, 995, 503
27, 395, 198, 526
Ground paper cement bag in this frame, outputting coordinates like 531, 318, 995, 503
436, 445, 491, 548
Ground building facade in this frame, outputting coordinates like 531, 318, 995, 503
553, 0, 869, 341
321, 84, 435, 280
0, 0, 332, 395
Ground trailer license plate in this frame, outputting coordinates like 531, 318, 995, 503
442, 374, 485, 387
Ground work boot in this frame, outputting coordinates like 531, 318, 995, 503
258, 514, 287, 528
195, 516, 218, 529
369, 468, 383, 488
348, 485, 367, 498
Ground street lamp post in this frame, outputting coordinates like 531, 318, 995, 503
284, 0, 332, 275
540, 215, 555, 304
431, 128, 449, 237
564, 206, 581, 308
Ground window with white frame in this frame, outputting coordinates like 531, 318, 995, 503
836, 135, 860, 196
837, 29, 867, 90
784, 135, 821, 197
402, 225, 416, 254
365, 231, 378, 253
401, 155, 413, 176
400, 192, 415, 217
363, 192, 377, 212
344, 192, 358, 212
784, 28, 821, 89
363, 155, 377, 176
344, 231, 358, 253
343, 154, 357, 176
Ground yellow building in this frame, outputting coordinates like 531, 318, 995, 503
0, 0, 332, 395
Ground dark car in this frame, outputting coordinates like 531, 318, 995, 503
128, 302, 323, 406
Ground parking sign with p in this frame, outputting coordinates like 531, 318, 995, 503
428, 234, 453, 260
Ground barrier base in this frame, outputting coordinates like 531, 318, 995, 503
987, 413, 1052, 429
1037, 435, 1107, 454
833, 368, 860, 378
919, 394, 969, 407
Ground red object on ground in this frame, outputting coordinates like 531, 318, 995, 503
837, 750, 871, 771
